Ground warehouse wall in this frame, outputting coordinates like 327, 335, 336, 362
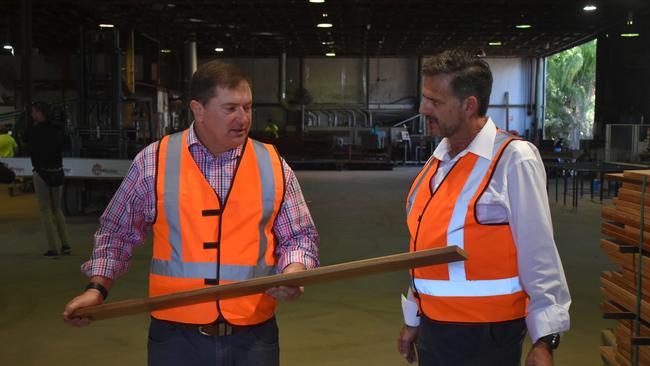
5, 53, 537, 135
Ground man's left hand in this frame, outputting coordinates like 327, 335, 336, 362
525, 341, 553, 366
266, 263, 306, 301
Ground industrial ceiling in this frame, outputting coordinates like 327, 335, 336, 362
2, 0, 649, 58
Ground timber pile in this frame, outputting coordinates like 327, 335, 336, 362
600, 170, 650, 366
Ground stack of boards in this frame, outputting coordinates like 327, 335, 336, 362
600, 170, 650, 366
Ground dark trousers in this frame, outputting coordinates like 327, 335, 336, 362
148, 317, 279, 366
416, 316, 527, 366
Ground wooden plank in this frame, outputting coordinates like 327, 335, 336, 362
624, 170, 650, 182
612, 198, 650, 214
600, 272, 650, 320
615, 321, 650, 364
73, 246, 467, 321
602, 222, 650, 249
617, 188, 650, 205
603, 206, 650, 230
602, 328, 617, 347
600, 345, 620, 366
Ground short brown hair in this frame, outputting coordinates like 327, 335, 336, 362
422, 49, 493, 116
190, 61, 251, 105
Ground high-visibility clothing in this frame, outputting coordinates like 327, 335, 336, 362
406, 131, 528, 323
150, 130, 285, 325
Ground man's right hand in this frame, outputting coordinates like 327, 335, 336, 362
397, 325, 418, 363
62, 290, 103, 327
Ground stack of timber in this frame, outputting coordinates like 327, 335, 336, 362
600, 170, 650, 366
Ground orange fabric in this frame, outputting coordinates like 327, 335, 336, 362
151, 133, 283, 325
418, 292, 528, 323
407, 136, 528, 323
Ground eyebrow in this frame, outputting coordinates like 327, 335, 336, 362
221, 102, 252, 107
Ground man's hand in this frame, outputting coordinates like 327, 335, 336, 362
63, 276, 111, 327
266, 263, 306, 301
525, 341, 553, 366
397, 325, 418, 363
62, 290, 103, 327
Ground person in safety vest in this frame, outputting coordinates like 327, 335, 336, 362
396, 49, 570, 366
63, 61, 320, 366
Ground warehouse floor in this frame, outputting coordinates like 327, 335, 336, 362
0, 167, 614, 365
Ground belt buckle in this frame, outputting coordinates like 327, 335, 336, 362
198, 322, 232, 336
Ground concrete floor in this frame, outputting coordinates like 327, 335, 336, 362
0, 167, 614, 365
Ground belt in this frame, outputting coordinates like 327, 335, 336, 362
158, 319, 255, 337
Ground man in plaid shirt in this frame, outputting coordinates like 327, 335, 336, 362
63, 61, 319, 366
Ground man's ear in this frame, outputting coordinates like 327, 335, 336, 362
189, 100, 204, 123
463, 96, 479, 117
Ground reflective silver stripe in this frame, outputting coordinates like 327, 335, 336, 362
406, 156, 436, 217
413, 276, 523, 297
163, 132, 184, 265
251, 140, 276, 276
151, 259, 275, 281
445, 132, 512, 282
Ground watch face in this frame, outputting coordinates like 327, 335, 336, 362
541, 334, 561, 349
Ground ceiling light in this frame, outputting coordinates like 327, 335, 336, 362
214, 47, 224, 52
620, 32, 640, 37
322, 41, 334, 45
322, 13, 328, 17
188, 18, 205, 23
99, 24, 114, 28
309, 0, 325, 3
3, 44, 13, 50
489, 41, 502, 46
325, 52, 336, 57
583, 4, 597, 11
160, 49, 172, 53
317, 23, 333, 28
515, 24, 532, 29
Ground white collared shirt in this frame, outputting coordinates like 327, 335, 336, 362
403, 118, 571, 343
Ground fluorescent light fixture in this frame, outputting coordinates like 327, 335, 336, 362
214, 47, 224, 52
317, 23, 333, 28
99, 24, 114, 28
3, 44, 13, 50
583, 4, 597, 11
325, 52, 336, 57
489, 41, 502, 46
309, 0, 325, 3
620, 32, 640, 37
515, 24, 532, 29
160, 49, 172, 53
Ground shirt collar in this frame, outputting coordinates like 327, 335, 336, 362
432, 117, 497, 162
187, 123, 242, 161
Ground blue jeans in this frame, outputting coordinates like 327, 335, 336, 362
416, 316, 527, 366
148, 317, 279, 366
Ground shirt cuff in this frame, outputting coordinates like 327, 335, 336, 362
526, 304, 571, 343
81, 259, 124, 280
276, 250, 319, 273
401, 288, 421, 327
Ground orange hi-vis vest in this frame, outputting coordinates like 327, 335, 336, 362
150, 130, 285, 325
406, 131, 528, 323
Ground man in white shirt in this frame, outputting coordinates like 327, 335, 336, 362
397, 48, 570, 366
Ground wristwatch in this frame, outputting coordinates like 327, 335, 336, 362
537, 333, 561, 350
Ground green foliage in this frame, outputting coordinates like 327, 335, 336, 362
544, 40, 597, 149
